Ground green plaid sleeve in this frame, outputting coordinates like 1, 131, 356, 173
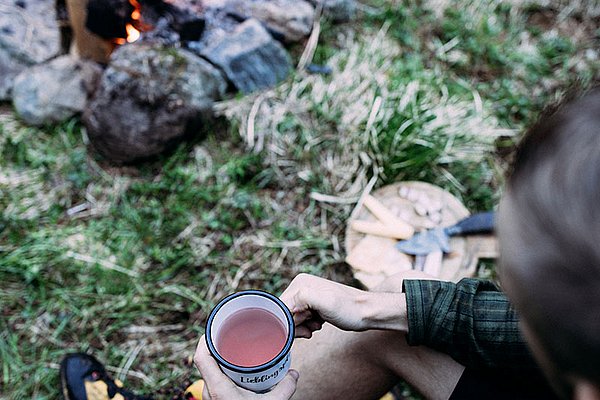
402, 278, 538, 370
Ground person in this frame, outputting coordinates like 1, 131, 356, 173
194, 87, 600, 400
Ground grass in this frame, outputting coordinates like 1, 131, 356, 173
1, 0, 599, 398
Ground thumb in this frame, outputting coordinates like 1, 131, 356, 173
265, 369, 299, 399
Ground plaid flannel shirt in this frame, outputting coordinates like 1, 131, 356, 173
403, 278, 539, 370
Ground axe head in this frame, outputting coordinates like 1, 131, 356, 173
396, 227, 450, 256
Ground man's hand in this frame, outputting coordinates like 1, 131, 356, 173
279, 273, 409, 338
194, 335, 299, 400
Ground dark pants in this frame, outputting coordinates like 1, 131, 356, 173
449, 367, 560, 400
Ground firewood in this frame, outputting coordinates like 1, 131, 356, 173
65, 0, 113, 63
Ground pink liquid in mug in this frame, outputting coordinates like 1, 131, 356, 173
216, 307, 287, 367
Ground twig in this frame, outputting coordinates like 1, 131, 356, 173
105, 365, 155, 386
309, 192, 360, 204
230, 261, 254, 290
365, 96, 382, 134
64, 251, 138, 278
297, 3, 323, 71
349, 173, 378, 221
118, 342, 145, 383
246, 93, 266, 150
66, 203, 90, 217
122, 324, 185, 334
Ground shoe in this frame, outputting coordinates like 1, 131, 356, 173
60, 353, 152, 400
183, 380, 204, 399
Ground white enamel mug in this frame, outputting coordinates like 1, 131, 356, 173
205, 290, 295, 392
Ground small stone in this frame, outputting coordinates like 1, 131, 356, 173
12, 56, 102, 126
200, 19, 292, 94
307, 0, 356, 22
417, 193, 433, 211
407, 189, 421, 203
414, 203, 428, 217
427, 199, 443, 213
429, 211, 443, 225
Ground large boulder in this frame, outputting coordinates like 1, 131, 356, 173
12, 56, 102, 126
84, 43, 226, 163
0, 0, 61, 100
200, 19, 292, 94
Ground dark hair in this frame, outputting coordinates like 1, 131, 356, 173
498, 88, 600, 395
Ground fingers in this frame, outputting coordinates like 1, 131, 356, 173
265, 370, 299, 400
194, 335, 233, 390
307, 319, 324, 332
202, 384, 211, 400
294, 319, 324, 338
291, 309, 312, 325
280, 273, 315, 312
281, 274, 326, 337
282, 286, 315, 339
294, 325, 313, 338
279, 288, 299, 314
194, 334, 298, 399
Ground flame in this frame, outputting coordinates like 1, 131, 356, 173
126, 24, 140, 43
126, 0, 142, 43
112, 0, 142, 45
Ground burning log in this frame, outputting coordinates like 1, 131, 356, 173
65, 0, 113, 63
85, 0, 135, 40
139, 0, 205, 42
83, 0, 205, 46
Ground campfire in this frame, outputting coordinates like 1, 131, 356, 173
114, 0, 143, 45
2, 0, 356, 163
73, 0, 207, 61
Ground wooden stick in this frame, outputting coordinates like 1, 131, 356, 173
66, 0, 113, 63
363, 195, 414, 237
422, 250, 443, 277
350, 220, 413, 240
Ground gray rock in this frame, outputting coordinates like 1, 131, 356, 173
225, 0, 315, 43
200, 19, 292, 94
0, 47, 28, 100
0, 0, 61, 100
308, 0, 356, 22
84, 43, 226, 163
12, 56, 102, 126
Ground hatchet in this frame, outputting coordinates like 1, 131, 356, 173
396, 211, 495, 256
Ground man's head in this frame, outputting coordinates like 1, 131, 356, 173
498, 88, 600, 399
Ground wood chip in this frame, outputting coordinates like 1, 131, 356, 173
414, 203, 428, 216
407, 189, 421, 202
346, 235, 412, 276
398, 186, 409, 198
423, 250, 443, 277
429, 211, 443, 224
428, 199, 443, 213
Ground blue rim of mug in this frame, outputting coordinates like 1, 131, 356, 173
205, 289, 295, 373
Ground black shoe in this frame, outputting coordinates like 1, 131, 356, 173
60, 353, 152, 400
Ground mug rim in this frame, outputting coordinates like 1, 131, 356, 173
205, 289, 295, 373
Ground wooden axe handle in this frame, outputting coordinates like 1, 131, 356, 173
363, 195, 414, 237
350, 220, 413, 240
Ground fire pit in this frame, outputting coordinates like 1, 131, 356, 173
1, 0, 356, 162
